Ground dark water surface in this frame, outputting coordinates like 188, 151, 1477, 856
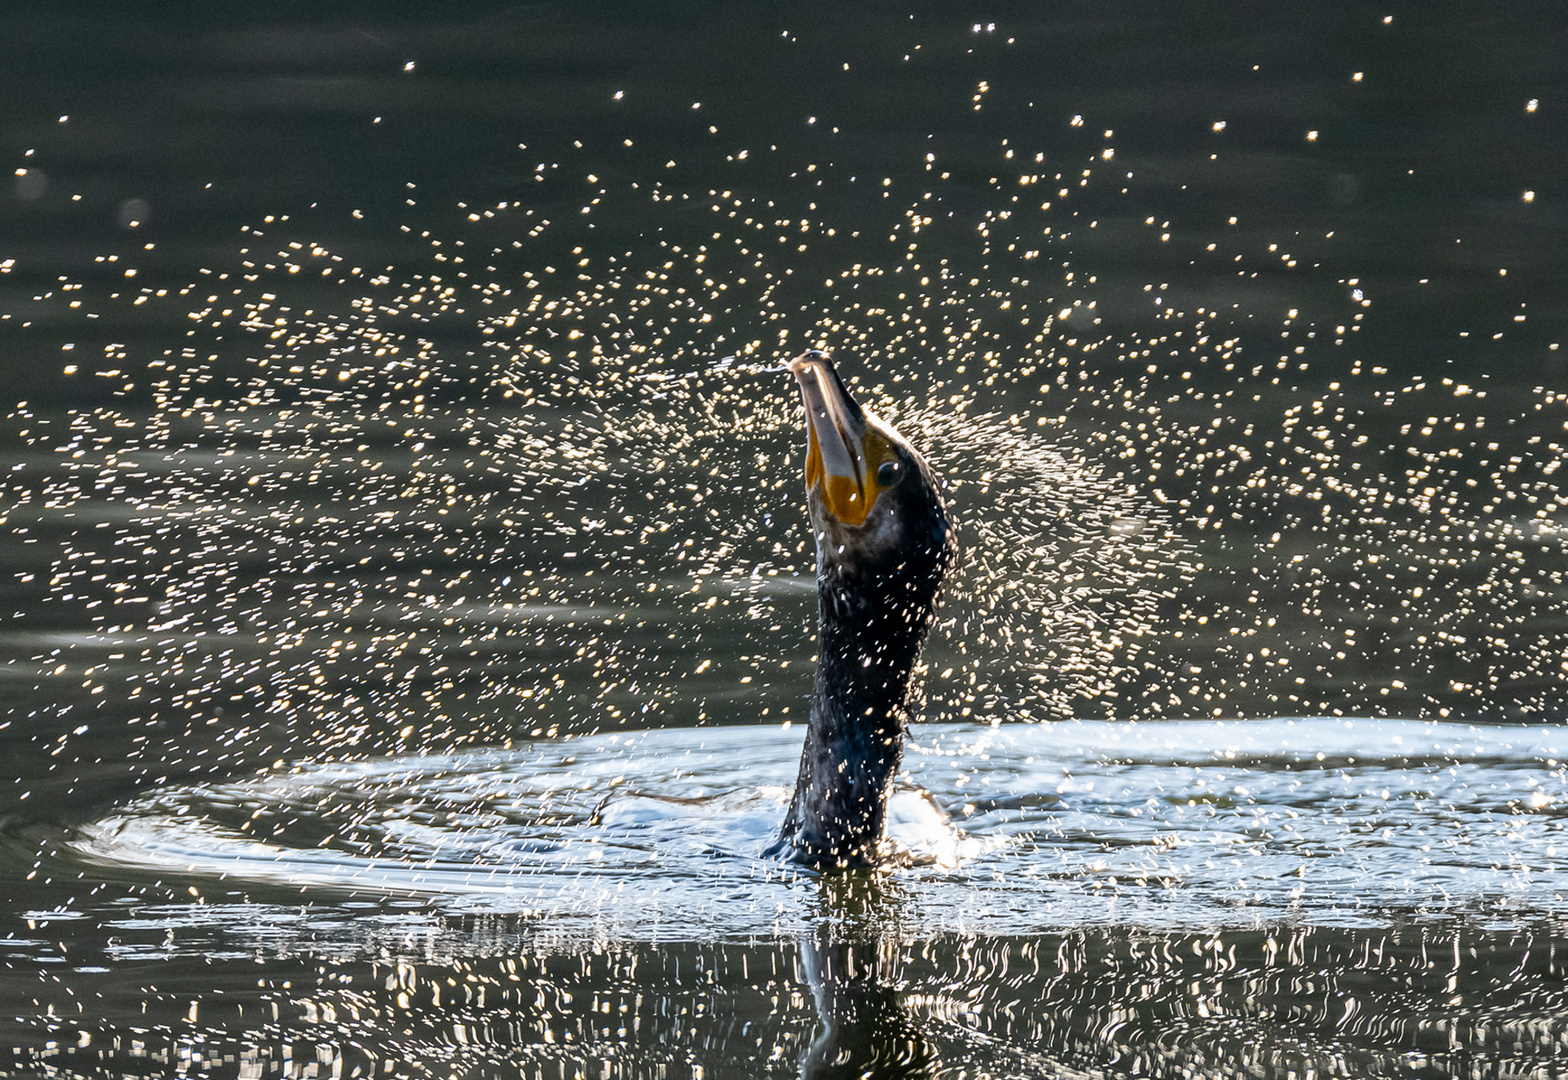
4, 3, 1568, 1076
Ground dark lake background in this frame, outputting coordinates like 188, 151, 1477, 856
3, 2, 1568, 1077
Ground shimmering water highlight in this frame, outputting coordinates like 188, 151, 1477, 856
4, 5, 1567, 1077
70, 718, 1568, 937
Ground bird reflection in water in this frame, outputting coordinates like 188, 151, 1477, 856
798, 873, 938, 1079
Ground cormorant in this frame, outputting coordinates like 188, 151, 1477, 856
768, 350, 958, 868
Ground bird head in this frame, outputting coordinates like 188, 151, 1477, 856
789, 350, 954, 586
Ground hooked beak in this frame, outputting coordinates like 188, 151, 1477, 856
790, 350, 874, 527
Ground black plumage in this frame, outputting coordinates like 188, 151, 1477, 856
768, 351, 957, 868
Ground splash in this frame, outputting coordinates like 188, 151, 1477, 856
3, 101, 1565, 784
67, 717, 1568, 936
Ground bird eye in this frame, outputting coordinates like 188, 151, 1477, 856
876, 460, 902, 486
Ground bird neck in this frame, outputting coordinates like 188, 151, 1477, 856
775, 563, 939, 868
814, 569, 930, 731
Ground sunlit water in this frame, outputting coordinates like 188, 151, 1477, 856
8, 717, 1567, 1078
4, 4, 1568, 1078
70, 718, 1568, 934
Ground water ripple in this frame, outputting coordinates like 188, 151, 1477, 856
70, 717, 1568, 939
